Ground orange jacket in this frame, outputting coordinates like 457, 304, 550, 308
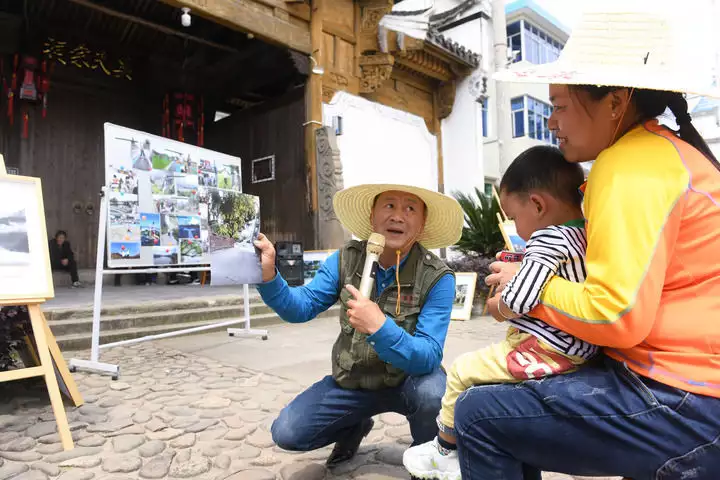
531, 120, 720, 398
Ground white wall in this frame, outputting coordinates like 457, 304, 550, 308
322, 92, 439, 191
441, 77, 484, 197
438, 5, 490, 197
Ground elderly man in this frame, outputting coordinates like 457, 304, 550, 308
253, 182, 463, 467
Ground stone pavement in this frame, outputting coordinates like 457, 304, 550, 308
0, 315, 621, 480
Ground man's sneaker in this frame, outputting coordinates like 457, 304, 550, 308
403, 437, 461, 480
71, 281, 83, 288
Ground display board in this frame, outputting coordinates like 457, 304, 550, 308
103, 123, 256, 269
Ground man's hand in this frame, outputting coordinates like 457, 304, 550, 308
485, 260, 520, 293
345, 284, 386, 335
61, 259, 69, 266
253, 233, 277, 283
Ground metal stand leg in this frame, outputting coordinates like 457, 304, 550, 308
227, 284, 268, 340
69, 188, 120, 379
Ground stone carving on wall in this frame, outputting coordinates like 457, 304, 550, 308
359, 53, 395, 93
468, 71, 489, 101
315, 126, 348, 248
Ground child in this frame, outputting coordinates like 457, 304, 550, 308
403, 145, 598, 480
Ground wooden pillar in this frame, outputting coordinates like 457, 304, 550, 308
305, 0, 324, 213
433, 90, 445, 194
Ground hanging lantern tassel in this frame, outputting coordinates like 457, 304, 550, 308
22, 111, 29, 139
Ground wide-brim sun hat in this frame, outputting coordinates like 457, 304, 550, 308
333, 183, 463, 250
493, 0, 720, 99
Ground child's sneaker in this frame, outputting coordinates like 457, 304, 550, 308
403, 437, 461, 480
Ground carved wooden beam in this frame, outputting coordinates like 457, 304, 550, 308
160, 0, 311, 54
359, 53, 395, 93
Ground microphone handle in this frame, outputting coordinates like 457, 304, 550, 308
358, 252, 380, 298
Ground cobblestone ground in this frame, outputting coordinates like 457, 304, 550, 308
0, 341, 619, 480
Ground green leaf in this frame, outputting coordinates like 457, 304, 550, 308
451, 188, 505, 257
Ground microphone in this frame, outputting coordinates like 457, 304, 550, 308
358, 233, 385, 298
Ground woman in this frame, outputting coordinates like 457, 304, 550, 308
454, 4, 720, 480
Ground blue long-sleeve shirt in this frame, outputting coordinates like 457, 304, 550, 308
257, 250, 455, 375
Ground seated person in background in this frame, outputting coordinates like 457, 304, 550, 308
49, 230, 82, 288
403, 146, 596, 480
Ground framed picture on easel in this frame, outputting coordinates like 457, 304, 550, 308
482, 186, 526, 315
0, 174, 54, 303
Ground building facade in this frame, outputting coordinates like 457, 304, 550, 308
483, 0, 569, 188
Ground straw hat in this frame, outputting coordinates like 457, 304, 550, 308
493, 1, 720, 99
333, 183, 463, 250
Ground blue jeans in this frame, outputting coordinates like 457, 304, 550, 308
454, 356, 720, 480
271, 369, 446, 450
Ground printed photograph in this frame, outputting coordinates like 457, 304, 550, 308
108, 167, 138, 194
175, 174, 199, 198
161, 214, 179, 246
177, 215, 201, 240
199, 159, 215, 173
140, 213, 161, 246
451, 272, 477, 321
176, 196, 201, 216
150, 170, 176, 196
180, 239, 203, 264
151, 151, 173, 171
453, 284, 468, 308
208, 190, 261, 285
183, 155, 199, 175
130, 139, 152, 171
155, 198, 178, 215
199, 170, 217, 187
110, 242, 141, 260
109, 197, 139, 225
216, 164, 241, 191
109, 224, 140, 243
303, 250, 334, 285
153, 246, 178, 265
0, 207, 30, 265
196, 187, 210, 204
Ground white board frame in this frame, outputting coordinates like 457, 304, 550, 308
103, 123, 243, 269
0, 174, 54, 303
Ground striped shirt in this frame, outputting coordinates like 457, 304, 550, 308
502, 222, 598, 359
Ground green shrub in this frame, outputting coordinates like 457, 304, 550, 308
453, 187, 505, 257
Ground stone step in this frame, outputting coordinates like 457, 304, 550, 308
53, 305, 341, 351
47, 302, 275, 337
44, 294, 262, 321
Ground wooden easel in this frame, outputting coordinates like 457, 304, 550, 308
0, 155, 82, 451
482, 186, 515, 315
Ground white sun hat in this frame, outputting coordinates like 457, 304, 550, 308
493, 0, 720, 99
333, 183, 463, 250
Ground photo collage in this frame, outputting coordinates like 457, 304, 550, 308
105, 125, 248, 269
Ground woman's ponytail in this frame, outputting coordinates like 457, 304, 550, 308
666, 93, 720, 169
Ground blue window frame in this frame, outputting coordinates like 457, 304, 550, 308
511, 96, 525, 137
521, 21, 563, 65
511, 96, 557, 145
